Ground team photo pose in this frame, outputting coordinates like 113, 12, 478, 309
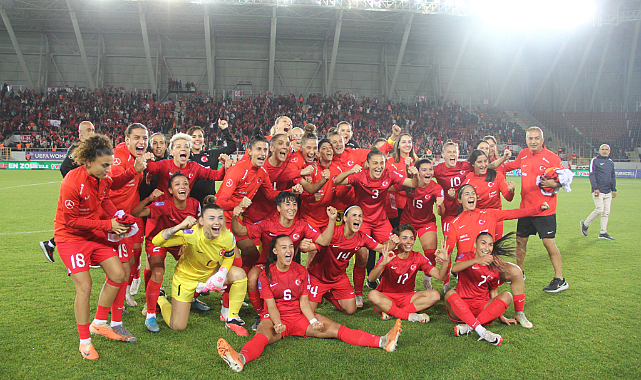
216, 235, 403, 373
54, 134, 146, 360
131, 173, 201, 332
307, 205, 399, 314
298, 138, 338, 232
152, 197, 248, 335
367, 224, 450, 322
445, 232, 519, 346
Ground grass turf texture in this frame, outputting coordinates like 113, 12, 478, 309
0, 170, 639, 379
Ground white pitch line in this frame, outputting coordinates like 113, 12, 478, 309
0, 230, 54, 236
0, 181, 60, 190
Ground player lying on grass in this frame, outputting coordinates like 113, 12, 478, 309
152, 196, 249, 335
445, 232, 519, 346
54, 134, 146, 360
216, 235, 403, 373
367, 223, 450, 323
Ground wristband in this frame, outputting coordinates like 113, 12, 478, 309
309, 318, 318, 325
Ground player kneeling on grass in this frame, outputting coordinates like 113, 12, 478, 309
152, 196, 249, 335
368, 224, 449, 323
445, 232, 518, 346
217, 235, 403, 372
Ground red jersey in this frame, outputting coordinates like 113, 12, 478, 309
146, 159, 225, 197
246, 215, 321, 264
385, 157, 414, 211
54, 165, 136, 242
375, 250, 434, 294
463, 171, 514, 210
307, 225, 378, 283
446, 207, 539, 255
400, 181, 444, 227
258, 262, 309, 316
280, 151, 309, 183
455, 251, 500, 302
299, 162, 337, 229
215, 158, 279, 224
110, 143, 143, 212
502, 146, 563, 216
243, 159, 290, 224
347, 168, 405, 223
145, 198, 201, 240
433, 161, 473, 217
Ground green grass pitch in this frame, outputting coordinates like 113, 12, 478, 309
0, 171, 639, 379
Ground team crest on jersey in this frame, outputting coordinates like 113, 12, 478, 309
539, 165, 546, 172
292, 157, 298, 163
410, 264, 417, 271
295, 279, 301, 286
479, 219, 486, 225
114, 158, 121, 166
189, 173, 194, 179
460, 170, 466, 175
425, 194, 431, 200
292, 233, 300, 240
219, 249, 225, 256
488, 182, 495, 187
347, 160, 354, 167
201, 156, 208, 163
257, 178, 262, 184
226, 179, 233, 187
65, 200, 75, 209
382, 181, 389, 187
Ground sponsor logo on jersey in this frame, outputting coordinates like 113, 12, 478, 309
391, 266, 398, 269
226, 178, 233, 187
471, 265, 480, 270
269, 283, 278, 287
64, 200, 75, 209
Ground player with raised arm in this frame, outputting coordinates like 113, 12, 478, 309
131, 173, 201, 332
54, 134, 145, 360
307, 205, 399, 314
152, 197, 248, 335
367, 224, 449, 322
216, 235, 403, 373
445, 232, 519, 346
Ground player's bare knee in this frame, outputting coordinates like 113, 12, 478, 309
367, 290, 381, 304
444, 289, 456, 301
228, 266, 247, 281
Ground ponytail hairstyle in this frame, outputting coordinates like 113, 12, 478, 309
475, 231, 516, 271
367, 147, 385, 162
248, 127, 269, 149
303, 123, 317, 136
391, 133, 418, 164
265, 234, 291, 282
202, 195, 222, 215
73, 134, 113, 166
468, 149, 497, 182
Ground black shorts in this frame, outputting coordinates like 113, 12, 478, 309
516, 214, 556, 239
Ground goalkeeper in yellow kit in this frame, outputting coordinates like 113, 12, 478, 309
153, 196, 249, 336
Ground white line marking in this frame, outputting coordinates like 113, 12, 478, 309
0, 230, 54, 236
0, 181, 60, 190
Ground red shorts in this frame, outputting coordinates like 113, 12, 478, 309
144, 239, 181, 261
441, 215, 456, 237
307, 274, 355, 303
361, 219, 393, 243
117, 237, 134, 263
417, 222, 437, 239
447, 297, 492, 324
261, 312, 310, 338
372, 291, 417, 313
58, 240, 118, 274
132, 217, 145, 244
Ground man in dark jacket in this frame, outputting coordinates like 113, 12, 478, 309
40, 121, 95, 262
581, 144, 617, 240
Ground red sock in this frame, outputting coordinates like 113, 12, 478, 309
401, 303, 417, 314
513, 294, 525, 313
129, 248, 142, 285
222, 291, 230, 308
144, 268, 152, 290
387, 304, 409, 320
127, 268, 136, 286
447, 293, 480, 329
95, 305, 110, 321
324, 293, 343, 312
424, 249, 436, 264
352, 265, 366, 296
110, 281, 128, 323
337, 325, 380, 348
193, 291, 200, 300
248, 290, 263, 314
444, 262, 451, 285
77, 323, 90, 340
477, 298, 509, 325
146, 280, 162, 314
240, 333, 269, 364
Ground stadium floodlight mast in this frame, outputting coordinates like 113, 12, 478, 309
469, 0, 598, 30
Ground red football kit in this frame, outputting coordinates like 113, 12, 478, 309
299, 163, 337, 230
502, 146, 563, 216
144, 197, 201, 260
446, 207, 539, 256
384, 157, 414, 217
463, 172, 514, 210
243, 158, 291, 224
454, 251, 501, 303
400, 181, 444, 231
146, 159, 225, 198
434, 161, 473, 217
110, 143, 144, 213
280, 150, 310, 183
246, 215, 321, 265
375, 251, 435, 294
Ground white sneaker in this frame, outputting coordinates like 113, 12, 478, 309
408, 313, 430, 323
478, 330, 503, 346
454, 324, 473, 336
442, 282, 452, 294
423, 276, 432, 290
515, 311, 534, 328
130, 278, 141, 296
355, 295, 364, 308
125, 289, 138, 307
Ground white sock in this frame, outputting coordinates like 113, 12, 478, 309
126, 285, 131, 295
79, 338, 91, 345
220, 306, 229, 320
92, 319, 107, 326
474, 325, 486, 336
146, 313, 156, 319
110, 321, 123, 328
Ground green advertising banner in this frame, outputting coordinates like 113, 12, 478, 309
0, 161, 62, 170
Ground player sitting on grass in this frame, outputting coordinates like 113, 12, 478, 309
217, 235, 403, 373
